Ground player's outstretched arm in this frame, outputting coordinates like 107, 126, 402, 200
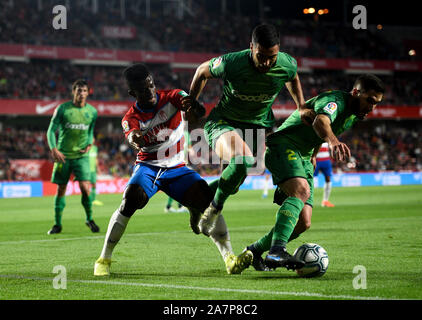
286, 73, 315, 126
181, 96, 206, 122
312, 114, 351, 162
189, 60, 213, 100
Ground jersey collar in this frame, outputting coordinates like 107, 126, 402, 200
135, 93, 160, 113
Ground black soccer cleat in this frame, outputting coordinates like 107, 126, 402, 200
86, 220, 100, 233
265, 246, 305, 270
246, 246, 271, 271
47, 224, 62, 235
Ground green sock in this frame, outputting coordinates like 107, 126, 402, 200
208, 179, 219, 197
90, 187, 96, 202
214, 155, 255, 207
166, 197, 173, 208
251, 227, 274, 254
54, 195, 65, 226
81, 193, 93, 222
271, 197, 304, 247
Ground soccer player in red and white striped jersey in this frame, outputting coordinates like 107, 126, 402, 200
94, 64, 253, 276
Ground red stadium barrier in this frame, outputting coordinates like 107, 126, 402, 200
1, 99, 421, 119
1, 43, 422, 72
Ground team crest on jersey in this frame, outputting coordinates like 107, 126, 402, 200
323, 102, 337, 115
122, 120, 130, 132
212, 56, 222, 69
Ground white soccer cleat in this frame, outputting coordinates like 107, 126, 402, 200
198, 204, 221, 236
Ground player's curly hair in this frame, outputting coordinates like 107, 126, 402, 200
123, 63, 151, 83
354, 74, 385, 94
251, 23, 280, 48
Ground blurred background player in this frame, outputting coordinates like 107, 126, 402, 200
46, 79, 100, 235
245, 74, 385, 271
261, 169, 271, 199
89, 138, 104, 206
314, 142, 334, 207
187, 23, 312, 239
164, 197, 186, 212
94, 64, 252, 276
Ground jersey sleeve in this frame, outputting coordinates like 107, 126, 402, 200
122, 110, 141, 139
280, 52, 298, 82
314, 96, 340, 123
46, 104, 63, 150
208, 53, 231, 79
167, 89, 188, 110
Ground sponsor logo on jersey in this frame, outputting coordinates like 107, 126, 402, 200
122, 120, 130, 132
231, 90, 277, 102
212, 56, 222, 69
323, 102, 338, 115
65, 122, 90, 130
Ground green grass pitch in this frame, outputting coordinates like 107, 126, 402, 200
0, 185, 421, 300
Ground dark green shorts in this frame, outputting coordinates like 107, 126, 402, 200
204, 108, 268, 155
265, 137, 314, 206
51, 157, 91, 185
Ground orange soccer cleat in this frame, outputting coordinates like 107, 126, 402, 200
321, 200, 335, 207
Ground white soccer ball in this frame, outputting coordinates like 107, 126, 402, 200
293, 243, 329, 278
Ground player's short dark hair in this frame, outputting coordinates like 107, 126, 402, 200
72, 79, 88, 90
354, 74, 385, 94
251, 23, 280, 48
123, 63, 151, 84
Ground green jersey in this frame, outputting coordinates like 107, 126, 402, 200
47, 101, 97, 159
267, 90, 358, 158
89, 145, 98, 172
208, 49, 297, 127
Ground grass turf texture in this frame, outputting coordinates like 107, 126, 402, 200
0, 185, 421, 300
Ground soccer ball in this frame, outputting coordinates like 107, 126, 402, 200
293, 243, 329, 278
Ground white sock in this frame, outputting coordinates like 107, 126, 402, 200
262, 178, 269, 196
209, 214, 233, 261
323, 182, 332, 202
100, 209, 130, 259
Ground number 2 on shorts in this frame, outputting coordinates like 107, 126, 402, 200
286, 149, 297, 161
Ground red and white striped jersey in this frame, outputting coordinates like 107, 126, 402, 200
122, 89, 187, 168
316, 142, 331, 162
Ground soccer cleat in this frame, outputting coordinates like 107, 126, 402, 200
94, 257, 111, 276
164, 207, 177, 213
322, 200, 335, 207
47, 224, 62, 235
92, 200, 104, 206
265, 246, 305, 270
85, 220, 100, 233
225, 250, 253, 275
198, 203, 221, 236
245, 246, 271, 271
188, 208, 202, 234
177, 207, 188, 213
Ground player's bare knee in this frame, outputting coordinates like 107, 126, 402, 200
119, 185, 148, 217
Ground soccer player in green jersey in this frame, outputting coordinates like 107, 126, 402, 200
245, 74, 385, 270
46, 79, 100, 235
89, 139, 104, 206
185, 24, 312, 270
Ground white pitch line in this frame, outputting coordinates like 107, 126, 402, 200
0, 226, 270, 245
0, 274, 403, 300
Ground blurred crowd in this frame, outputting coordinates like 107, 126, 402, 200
0, 120, 421, 181
1, 60, 422, 106
0, 0, 417, 61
